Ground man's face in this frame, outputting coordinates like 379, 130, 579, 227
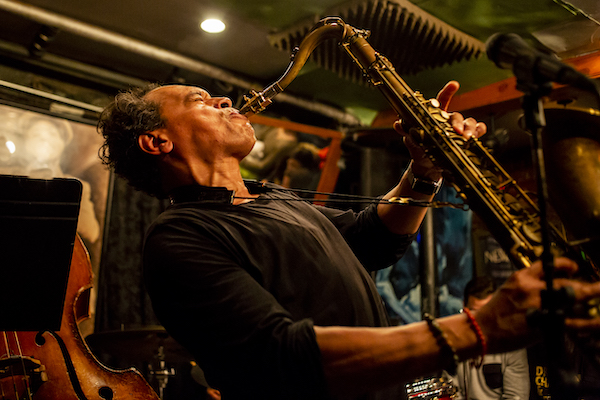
145, 85, 256, 162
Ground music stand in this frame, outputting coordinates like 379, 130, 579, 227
0, 175, 82, 331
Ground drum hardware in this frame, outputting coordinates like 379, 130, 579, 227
85, 326, 191, 399
147, 346, 175, 400
405, 376, 457, 399
84, 325, 191, 364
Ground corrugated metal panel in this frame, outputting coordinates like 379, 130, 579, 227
268, 0, 485, 85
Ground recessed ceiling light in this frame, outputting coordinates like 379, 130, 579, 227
200, 19, 226, 33
5, 140, 15, 154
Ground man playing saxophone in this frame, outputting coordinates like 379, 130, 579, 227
98, 80, 600, 400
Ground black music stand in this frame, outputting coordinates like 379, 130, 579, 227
0, 175, 82, 331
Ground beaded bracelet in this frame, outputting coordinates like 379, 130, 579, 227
463, 307, 487, 368
423, 313, 459, 375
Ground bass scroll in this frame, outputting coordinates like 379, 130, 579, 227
240, 16, 597, 275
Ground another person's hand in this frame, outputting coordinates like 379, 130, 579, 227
475, 257, 600, 353
392, 80, 487, 180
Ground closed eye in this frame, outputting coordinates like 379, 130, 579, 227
186, 90, 210, 102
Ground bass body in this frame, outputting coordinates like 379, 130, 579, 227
0, 235, 160, 400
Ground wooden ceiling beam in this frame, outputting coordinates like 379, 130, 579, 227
371, 51, 600, 128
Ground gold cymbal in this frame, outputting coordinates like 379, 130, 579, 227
544, 104, 600, 139
542, 104, 600, 270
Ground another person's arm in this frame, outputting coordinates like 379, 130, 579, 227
502, 349, 530, 400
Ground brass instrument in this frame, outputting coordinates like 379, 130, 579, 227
240, 17, 597, 273
542, 103, 600, 270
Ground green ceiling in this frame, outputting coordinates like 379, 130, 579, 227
412, 0, 575, 39
232, 0, 586, 124
0, 0, 594, 126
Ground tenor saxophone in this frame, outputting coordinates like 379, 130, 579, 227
240, 17, 596, 273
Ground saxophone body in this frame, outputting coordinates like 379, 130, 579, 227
241, 17, 597, 274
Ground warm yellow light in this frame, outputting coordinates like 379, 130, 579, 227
200, 19, 225, 33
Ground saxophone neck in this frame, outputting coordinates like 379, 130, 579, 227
240, 17, 356, 116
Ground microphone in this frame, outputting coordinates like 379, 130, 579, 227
485, 32, 597, 93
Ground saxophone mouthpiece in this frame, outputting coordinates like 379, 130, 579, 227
240, 83, 283, 116
239, 90, 266, 116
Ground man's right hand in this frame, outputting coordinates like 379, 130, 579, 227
476, 257, 600, 354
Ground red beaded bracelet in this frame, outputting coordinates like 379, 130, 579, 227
463, 307, 487, 368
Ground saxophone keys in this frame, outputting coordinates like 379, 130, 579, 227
433, 110, 450, 123
424, 98, 451, 124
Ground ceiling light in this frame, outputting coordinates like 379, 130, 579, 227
200, 19, 226, 33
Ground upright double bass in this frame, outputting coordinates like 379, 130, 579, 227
0, 235, 160, 400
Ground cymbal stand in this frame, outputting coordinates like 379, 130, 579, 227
148, 345, 175, 400
518, 74, 579, 399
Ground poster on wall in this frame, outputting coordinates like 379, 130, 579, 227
376, 186, 474, 324
473, 233, 517, 289
0, 103, 109, 334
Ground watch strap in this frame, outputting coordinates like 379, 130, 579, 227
406, 164, 443, 195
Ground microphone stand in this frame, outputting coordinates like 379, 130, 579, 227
516, 73, 580, 399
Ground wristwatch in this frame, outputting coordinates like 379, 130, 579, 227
406, 165, 443, 195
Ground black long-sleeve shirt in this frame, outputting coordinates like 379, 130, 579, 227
143, 183, 414, 399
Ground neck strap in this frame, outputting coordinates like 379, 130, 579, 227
168, 180, 272, 205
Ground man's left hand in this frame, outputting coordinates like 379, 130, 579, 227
393, 80, 487, 180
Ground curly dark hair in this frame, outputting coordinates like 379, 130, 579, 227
98, 84, 167, 198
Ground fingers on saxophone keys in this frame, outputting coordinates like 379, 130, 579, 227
565, 316, 600, 331
564, 281, 600, 330
553, 277, 600, 304
552, 256, 580, 275
578, 281, 600, 303
461, 118, 480, 139
393, 119, 404, 134
449, 114, 486, 139
475, 121, 487, 138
